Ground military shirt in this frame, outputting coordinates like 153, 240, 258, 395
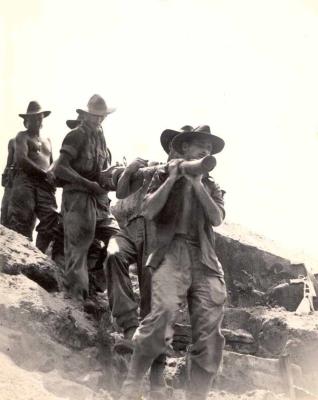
60, 121, 110, 183
144, 168, 225, 276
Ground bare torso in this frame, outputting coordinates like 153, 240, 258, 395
13, 130, 54, 182
26, 134, 52, 170
15, 131, 53, 172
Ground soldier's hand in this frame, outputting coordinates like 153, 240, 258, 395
183, 172, 203, 186
89, 181, 107, 195
125, 158, 148, 174
167, 159, 183, 180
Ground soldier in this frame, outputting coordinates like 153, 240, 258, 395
121, 125, 226, 400
52, 114, 113, 297
54, 94, 119, 302
106, 127, 190, 351
106, 127, 189, 398
65, 114, 113, 293
8, 101, 58, 252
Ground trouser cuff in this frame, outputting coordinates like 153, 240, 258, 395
117, 313, 139, 332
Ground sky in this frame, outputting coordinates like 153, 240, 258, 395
1, 0, 318, 266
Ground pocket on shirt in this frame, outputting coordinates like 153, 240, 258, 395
80, 153, 95, 172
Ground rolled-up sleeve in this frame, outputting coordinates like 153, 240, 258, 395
60, 130, 83, 160
205, 178, 226, 219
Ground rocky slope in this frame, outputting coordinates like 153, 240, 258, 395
0, 224, 317, 400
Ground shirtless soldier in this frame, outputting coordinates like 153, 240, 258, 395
8, 101, 58, 252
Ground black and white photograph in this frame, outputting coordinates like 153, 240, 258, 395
0, 1, 318, 399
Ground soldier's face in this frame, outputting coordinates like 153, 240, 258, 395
84, 113, 105, 128
182, 138, 212, 160
25, 114, 43, 130
167, 147, 182, 161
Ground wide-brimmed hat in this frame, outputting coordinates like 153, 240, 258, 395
171, 125, 225, 155
160, 125, 193, 154
76, 94, 115, 117
19, 101, 51, 118
66, 119, 81, 129
66, 114, 83, 129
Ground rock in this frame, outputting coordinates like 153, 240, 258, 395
223, 328, 257, 355
214, 223, 312, 308
0, 225, 62, 292
172, 323, 256, 354
222, 307, 318, 394
2, 220, 318, 399
222, 328, 254, 344
265, 282, 304, 311
0, 273, 99, 349
215, 351, 302, 394
0, 273, 115, 398
163, 353, 297, 398
223, 308, 253, 330
0, 353, 114, 400
207, 390, 284, 400
165, 356, 187, 389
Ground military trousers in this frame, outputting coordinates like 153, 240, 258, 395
105, 217, 151, 331
8, 172, 58, 251
62, 189, 119, 300
124, 236, 227, 399
1, 186, 12, 228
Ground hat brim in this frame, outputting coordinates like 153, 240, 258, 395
76, 107, 116, 117
66, 119, 81, 129
171, 132, 225, 155
160, 129, 180, 154
19, 110, 51, 118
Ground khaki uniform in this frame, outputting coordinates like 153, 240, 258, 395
105, 168, 156, 330
60, 122, 119, 300
122, 173, 226, 400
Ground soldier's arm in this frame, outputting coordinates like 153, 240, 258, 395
116, 158, 148, 199
190, 176, 225, 226
2, 139, 16, 187
15, 132, 47, 178
54, 152, 105, 195
142, 159, 181, 220
48, 138, 53, 165
116, 173, 143, 199
54, 129, 106, 195
6, 139, 15, 167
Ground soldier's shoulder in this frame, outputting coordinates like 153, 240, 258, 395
63, 125, 86, 141
15, 130, 29, 141
69, 124, 87, 134
204, 175, 221, 189
8, 138, 16, 148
